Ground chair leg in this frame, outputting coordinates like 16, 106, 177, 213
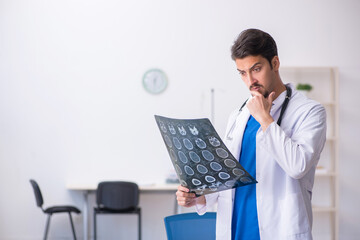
44, 214, 51, 240
68, 212, 77, 240
138, 210, 141, 240
93, 211, 97, 240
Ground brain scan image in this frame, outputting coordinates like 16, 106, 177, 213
155, 115, 257, 196
216, 148, 229, 158
184, 165, 195, 176
178, 151, 188, 164
159, 121, 167, 133
233, 168, 245, 177
210, 162, 222, 171
240, 177, 252, 183
164, 135, 172, 148
177, 125, 186, 135
224, 159, 237, 168
168, 124, 176, 134
175, 164, 182, 175
209, 182, 222, 191
205, 175, 216, 183
192, 178, 202, 186
183, 138, 194, 150
170, 149, 177, 162
195, 138, 207, 149
196, 164, 208, 174
173, 137, 182, 150
208, 136, 221, 147
180, 180, 187, 186
188, 125, 199, 135
202, 150, 214, 161
218, 172, 231, 180
189, 151, 201, 163
225, 180, 236, 187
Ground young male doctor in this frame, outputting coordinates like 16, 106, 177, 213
176, 29, 327, 240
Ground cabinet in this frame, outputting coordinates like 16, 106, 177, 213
281, 67, 339, 240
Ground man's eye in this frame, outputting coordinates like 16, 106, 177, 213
239, 71, 246, 76
253, 67, 261, 72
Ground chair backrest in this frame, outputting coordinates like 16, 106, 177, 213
164, 212, 216, 240
96, 181, 139, 210
29, 179, 44, 208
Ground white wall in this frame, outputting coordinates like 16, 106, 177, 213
0, 0, 359, 239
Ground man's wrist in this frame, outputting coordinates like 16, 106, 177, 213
260, 116, 274, 132
195, 195, 206, 205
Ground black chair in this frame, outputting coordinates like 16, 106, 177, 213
94, 181, 141, 240
29, 179, 81, 240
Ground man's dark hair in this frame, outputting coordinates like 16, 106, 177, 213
231, 29, 278, 68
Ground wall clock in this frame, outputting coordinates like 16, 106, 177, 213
142, 68, 168, 94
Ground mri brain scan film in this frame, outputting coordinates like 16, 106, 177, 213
155, 115, 257, 195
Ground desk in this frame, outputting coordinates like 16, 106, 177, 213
67, 183, 179, 240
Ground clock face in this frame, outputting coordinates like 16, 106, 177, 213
142, 69, 168, 94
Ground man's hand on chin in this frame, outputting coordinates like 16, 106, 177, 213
246, 91, 275, 131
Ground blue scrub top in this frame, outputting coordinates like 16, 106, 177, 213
231, 115, 260, 240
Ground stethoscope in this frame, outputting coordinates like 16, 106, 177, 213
226, 85, 292, 140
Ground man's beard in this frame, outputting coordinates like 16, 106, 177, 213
249, 84, 270, 98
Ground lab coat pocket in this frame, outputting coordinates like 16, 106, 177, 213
279, 193, 310, 236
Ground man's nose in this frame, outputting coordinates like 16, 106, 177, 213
247, 73, 256, 85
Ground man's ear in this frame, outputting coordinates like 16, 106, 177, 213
271, 56, 280, 71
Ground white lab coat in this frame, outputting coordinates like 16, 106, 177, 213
196, 83, 327, 240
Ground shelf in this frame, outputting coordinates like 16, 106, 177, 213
312, 206, 336, 213
326, 136, 337, 141
315, 170, 336, 177
282, 66, 338, 240
321, 101, 337, 106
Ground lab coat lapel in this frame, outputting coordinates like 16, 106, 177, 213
226, 106, 250, 161
223, 105, 251, 220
